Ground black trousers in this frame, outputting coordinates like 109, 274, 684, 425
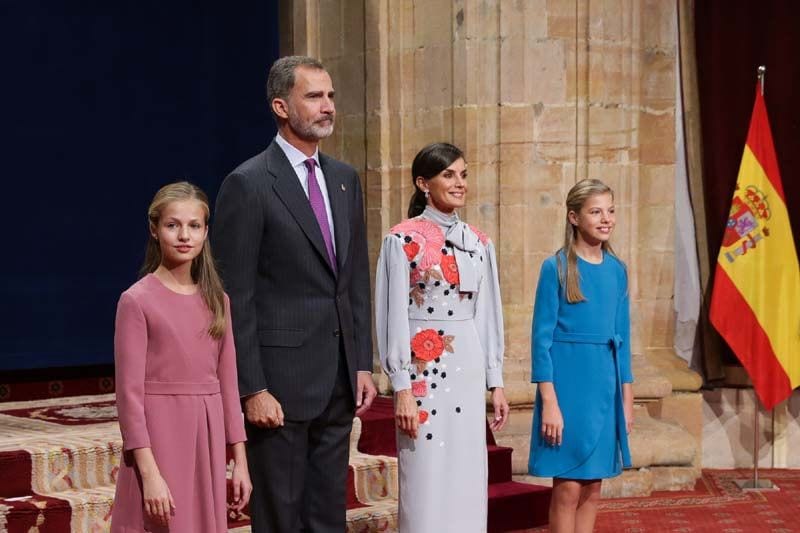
246, 357, 355, 533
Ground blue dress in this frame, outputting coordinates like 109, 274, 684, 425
528, 251, 633, 479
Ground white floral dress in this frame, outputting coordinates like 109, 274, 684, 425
375, 206, 505, 533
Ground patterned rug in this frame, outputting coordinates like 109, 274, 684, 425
0, 394, 396, 532
524, 469, 800, 532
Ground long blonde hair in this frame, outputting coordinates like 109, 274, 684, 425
558, 179, 619, 303
140, 182, 226, 339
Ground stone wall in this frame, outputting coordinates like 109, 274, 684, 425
284, 0, 679, 400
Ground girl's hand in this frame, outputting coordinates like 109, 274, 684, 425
623, 383, 634, 434
489, 387, 510, 432
230, 461, 253, 512
541, 398, 564, 446
141, 472, 175, 526
394, 389, 419, 439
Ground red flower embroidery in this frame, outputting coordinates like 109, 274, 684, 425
440, 254, 460, 285
411, 329, 445, 362
403, 241, 420, 261
418, 410, 429, 424
390, 218, 445, 270
412, 381, 427, 397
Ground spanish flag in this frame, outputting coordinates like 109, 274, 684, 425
709, 86, 800, 410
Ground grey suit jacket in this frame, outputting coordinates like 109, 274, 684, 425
212, 140, 372, 421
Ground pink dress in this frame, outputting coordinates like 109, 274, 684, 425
111, 274, 246, 532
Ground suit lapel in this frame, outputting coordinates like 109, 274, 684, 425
320, 154, 350, 272
266, 143, 336, 275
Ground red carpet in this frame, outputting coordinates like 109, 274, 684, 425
522, 468, 800, 532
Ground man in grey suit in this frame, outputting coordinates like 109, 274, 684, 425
212, 56, 377, 532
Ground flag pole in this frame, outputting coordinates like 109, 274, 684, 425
733, 64, 779, 493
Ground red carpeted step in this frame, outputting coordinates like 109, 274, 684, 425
488, 481, 551, 533
487, 444, 513, 484
0, 450, 33, 497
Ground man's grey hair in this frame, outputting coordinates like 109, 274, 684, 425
266, 55, 326, 118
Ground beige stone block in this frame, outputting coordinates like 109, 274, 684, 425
413, 45, 452, 110
635, 250, 674, 300
546, 0, 588, 39
522, 205, 562, 252
500, 105, 535, 144
631, 354, 672, 399
563, 40, 580, 103
525, 39, 567, 104
643, 348, 703, 392
503, 302, 534, 352
500, 36, 526, 104
341, 1, 365, 54
342, 114, 366, 169
639, 110, 675, 164
629, 408, 697, 467
588, 0, 626, 42
319, 0, 342, 57
586, 106, 632, 162
639, 164, 675, 206
413, 0, 453, 48
500, 163, 561, 205
500, 0, 547, 40
633, 298, 675, 349
601, 468, 654, 498
650, 465, 701, 491
641, 47, 676, 102
637, 205, 673, 253
456, 0, 500, 41
364, 0, 382, 52
649, 393, 704, 465
534, 106, 575, 158
499, 141, 535, 167
641, 0, 677, 51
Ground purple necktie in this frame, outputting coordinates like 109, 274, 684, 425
304, 158, 337, 272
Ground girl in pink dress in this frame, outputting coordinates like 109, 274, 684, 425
112, 182, 251, 532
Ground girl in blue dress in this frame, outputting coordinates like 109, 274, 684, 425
528, 179, 634, 532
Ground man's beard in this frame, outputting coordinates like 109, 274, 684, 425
287, 110, 335, 141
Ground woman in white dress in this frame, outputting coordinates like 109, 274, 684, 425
375, 142, 509, 532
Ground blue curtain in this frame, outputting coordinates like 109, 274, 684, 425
0, 1, 280, 370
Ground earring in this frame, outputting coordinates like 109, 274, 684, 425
424, 190, 429, 199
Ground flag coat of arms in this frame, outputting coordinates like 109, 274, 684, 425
709, 87, 800, 410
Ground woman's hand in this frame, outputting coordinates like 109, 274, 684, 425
132, 447, 175, 526
141, 472, 175, 526
394, 388, 419, 439
489, 387, 510, 432
623, 383, 634, 434
538, 382, 563, 446
229, 442, 253, 512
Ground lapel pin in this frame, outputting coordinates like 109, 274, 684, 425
340, 184, 346, 192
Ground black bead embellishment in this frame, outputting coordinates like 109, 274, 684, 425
447, 310, 454, 316
456, 407, 462, 413
404, 236, 412, 243
427, 307, 434, 314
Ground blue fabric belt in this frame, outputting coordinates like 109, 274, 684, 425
551, 331, 631, 467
